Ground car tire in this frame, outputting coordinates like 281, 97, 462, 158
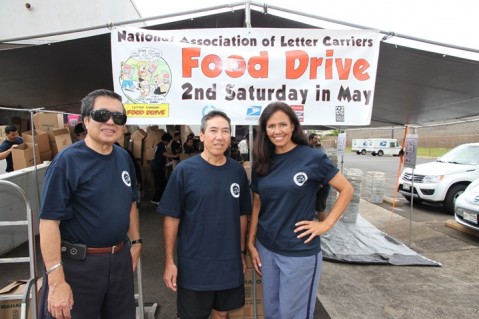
356, 151, 361, 155
361, 149, 366, 155
378, 150, 384, 156
444, 184, 467, 214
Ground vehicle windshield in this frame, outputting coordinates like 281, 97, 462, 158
437, 144, 479, 165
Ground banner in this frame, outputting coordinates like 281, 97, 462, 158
111, 26, 381, 126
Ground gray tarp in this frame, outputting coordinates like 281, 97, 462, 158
321, 214, 441, 266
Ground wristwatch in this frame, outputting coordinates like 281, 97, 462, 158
130, 239, 143, 245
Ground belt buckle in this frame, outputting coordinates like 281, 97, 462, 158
111, 244, 117, 254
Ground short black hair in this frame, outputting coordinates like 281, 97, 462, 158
4, 125, 18, 134
80, 89, 124, 118
200, 110, 231, 133
161, 133, 173, 142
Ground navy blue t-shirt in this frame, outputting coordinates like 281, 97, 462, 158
158, 155, 251, 291
250, 145, 338, 257
39, 141, 139, 246
0, 136, 23, 172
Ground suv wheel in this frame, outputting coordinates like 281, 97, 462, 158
443, 184, 467, 214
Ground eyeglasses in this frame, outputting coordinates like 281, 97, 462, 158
90, 110, 127, 125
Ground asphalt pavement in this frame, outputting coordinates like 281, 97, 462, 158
1, 195, 479, 318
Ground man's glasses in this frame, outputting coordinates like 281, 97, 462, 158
90, 110, 127, 125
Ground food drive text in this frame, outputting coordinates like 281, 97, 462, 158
181, 48, 373, 105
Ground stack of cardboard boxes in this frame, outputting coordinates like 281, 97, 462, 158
0, 278, 42, 319
229, 255, 264, 319
0, 112, 74, 171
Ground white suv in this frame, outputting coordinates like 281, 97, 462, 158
398, 143, 479, 213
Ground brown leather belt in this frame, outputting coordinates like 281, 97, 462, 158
86, 241, 124, 254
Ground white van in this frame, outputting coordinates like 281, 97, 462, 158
351, 139, 369, 155
366, 138, 402, 156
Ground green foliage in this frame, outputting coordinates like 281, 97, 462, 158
328, 130, 341, 136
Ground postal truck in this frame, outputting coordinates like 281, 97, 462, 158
366, 138, 402, 156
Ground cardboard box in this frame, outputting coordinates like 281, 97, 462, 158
12, 143, 42, 170
21, 129, 51, 153
179, 153, 191, 161
132, 129, 147, 159
230, 268, 263, 318
0, 125, 7, 139
117, 132, 131, 148
142, 147, 155, 167
0, 278, 42, 319
143, 126, 163, 149
40, 150, 53, 162
48, 128, 72, 156
33, 113, 64, 132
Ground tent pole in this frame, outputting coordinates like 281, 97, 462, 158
242, 3, 258, 319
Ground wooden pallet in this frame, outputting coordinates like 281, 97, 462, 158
445, 219, 479, 238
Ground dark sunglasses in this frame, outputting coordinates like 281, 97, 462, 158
90, 110, 127, 125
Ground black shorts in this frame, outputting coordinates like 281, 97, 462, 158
316, 184, 331, 213
177, 284, 245, 319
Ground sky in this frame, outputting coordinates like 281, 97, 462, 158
133, 0, 479, 60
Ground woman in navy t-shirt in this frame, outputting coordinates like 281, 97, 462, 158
247, 101, 354, 319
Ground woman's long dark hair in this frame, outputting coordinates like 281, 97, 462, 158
253, 102, 308, 176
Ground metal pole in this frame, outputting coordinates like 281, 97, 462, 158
242, 2, 258, 318
2, 1, 478, 55
136, 257, 145, 319
0, 180, 38, 319
0, 2, 245, 43
409, 168, 414, 247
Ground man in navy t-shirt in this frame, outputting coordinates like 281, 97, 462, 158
38, 89, 141, 319
0, 125, 23, 172
158, 110, 251, 319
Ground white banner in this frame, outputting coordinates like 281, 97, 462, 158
111, 26, 381, 126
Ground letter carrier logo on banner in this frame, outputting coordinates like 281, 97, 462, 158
246, 106, 262, 116
111, 27, 381, 126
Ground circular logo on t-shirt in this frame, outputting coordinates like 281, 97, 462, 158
230, 183, 240, 198
294, 172, 308, 186
122, 171, 132, 187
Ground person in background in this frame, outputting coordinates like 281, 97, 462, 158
171, 131, 183, 156
183, 136, 196, 155
150, 133, 178, 205
247, 101, 353, 319
238, 135, 249, 162
308, 133, 331, 221
159, 110, 251, 319
0, 125, 24, 173
73, 122, 87, 141
230, 136, 240, 160
183, 132, 195, 149
308, 133, 319, 148
38, 89, 141, 319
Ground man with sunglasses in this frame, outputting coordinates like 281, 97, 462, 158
38, 89, 141, 319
